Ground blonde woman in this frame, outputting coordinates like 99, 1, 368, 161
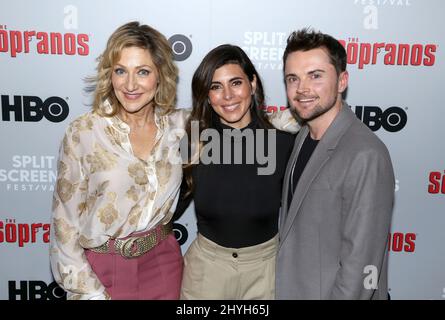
50, 21, 188, 300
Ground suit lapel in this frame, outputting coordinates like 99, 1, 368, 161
280, 126, 308, 232
279, 134, 332, 247
279, 103, 356, 247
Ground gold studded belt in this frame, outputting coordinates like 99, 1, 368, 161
89, 223, 173, 259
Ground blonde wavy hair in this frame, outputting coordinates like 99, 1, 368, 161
88, 21, 178, 116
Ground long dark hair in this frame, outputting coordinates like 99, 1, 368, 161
183, 44, 272, 195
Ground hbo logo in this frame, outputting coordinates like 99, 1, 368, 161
353, 106, 407, 132
168, 34, 192, 61
1, 95, 69, 122
9, 281, 66, 300
173, 222, 188, 246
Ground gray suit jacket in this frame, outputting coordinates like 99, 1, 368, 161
276, 103, 394, 299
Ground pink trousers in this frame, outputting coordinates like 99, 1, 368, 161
85, 234, 183, 300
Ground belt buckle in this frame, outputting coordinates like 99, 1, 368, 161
116, 226, 167, 259
120, 233, 157, 258
118, 237, 141, 258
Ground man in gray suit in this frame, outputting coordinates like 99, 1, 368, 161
276, 28, 395, 299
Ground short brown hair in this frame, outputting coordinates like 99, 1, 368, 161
283, 28, 347, 76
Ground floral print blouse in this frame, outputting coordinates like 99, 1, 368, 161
50, 107, 190, 300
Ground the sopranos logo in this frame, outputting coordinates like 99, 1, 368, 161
261, 105, 288, 113
0, 219, 50, 247
1, 95, 69, 122
242, 31, 286, 70
339, 37, 436, 69
428, 171, 445, 194
351, 105, 407, 132
388, 232, 416, 253
0, 155, 57, 192
0, 24, 89, 57
9, 281, 66, 300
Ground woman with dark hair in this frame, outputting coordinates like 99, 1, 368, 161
176, 44, 297, 299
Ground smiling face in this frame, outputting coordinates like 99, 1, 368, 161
208, 63, 257, 129
284, 48, 348, 126
111, 46, 159, 115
